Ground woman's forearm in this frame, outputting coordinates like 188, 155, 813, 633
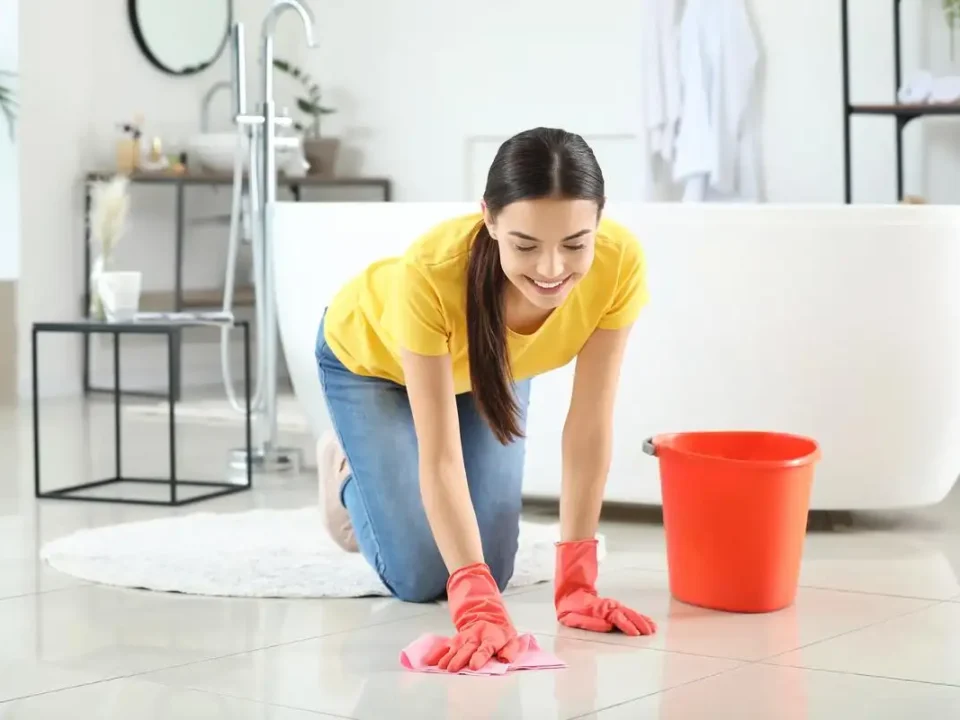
560, 425, 612, 542
420, 458, 486, 571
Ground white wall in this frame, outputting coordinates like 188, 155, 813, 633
0, 0, 17, 281
298, 0, 959, 205
17, 0, 960, 398
291, 0, 649, 202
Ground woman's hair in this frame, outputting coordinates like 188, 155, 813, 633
467, 127, 605, 445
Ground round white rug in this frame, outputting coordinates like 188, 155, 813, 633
40, 508, 605, 599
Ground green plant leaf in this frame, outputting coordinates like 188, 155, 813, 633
946, 0, 960, 24
275, 58, 335, 119
297, 97, 321, 115
0, 73, 17, 141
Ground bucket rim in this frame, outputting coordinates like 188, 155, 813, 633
645, 430, 821, 469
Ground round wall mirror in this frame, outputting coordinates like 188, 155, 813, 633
129, 0, 232, 76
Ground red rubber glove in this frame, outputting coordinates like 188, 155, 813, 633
423, 562, 522, 673
554, 539, 657, 636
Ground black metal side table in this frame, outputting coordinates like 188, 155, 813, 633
32, 318, 253, 506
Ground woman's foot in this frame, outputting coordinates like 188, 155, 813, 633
317, 432, 359, 553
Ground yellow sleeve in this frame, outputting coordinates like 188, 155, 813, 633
597, 233, 649, 330
395, 259, 451, 355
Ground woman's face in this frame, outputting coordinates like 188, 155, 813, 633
483, 197, 600, 311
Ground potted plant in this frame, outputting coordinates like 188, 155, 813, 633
273, 58, 339, 177
0, 70, 17, 140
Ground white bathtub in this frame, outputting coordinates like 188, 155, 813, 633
274, 202, 960, 511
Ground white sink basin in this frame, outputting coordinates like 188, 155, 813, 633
186, 132, 304, 174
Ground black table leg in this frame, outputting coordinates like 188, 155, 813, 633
32, 327, 40, 498
168, 329, 178, 505
113, 333, 122, 480
243, 322, 253, 489
172, 181, 185, 402
82, 181, 92, 394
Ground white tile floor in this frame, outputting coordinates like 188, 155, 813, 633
4, 395, 960, 718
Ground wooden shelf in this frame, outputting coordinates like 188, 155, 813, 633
139, 285, 256, 312
85, 169, 392, 192
849, 103, 960, 119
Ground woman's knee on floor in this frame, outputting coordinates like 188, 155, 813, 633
485, 538, 518, 593
475, 501, 521, 593
384, 547, 513, 600
380, 554, 449, 603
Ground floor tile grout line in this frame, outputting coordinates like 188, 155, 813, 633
754, 658, 960, 689
754, 597, 948, 665
795, 583, 960, 602
0, 583, 90, 604
0, 676, 353, 719
566, 660, 751, 720
128, 677, 357, 720
601, 559, 960, 602
0, 606, 442, 707
603, 563, 960, 603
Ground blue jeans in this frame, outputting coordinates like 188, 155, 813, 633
315, 316, 531, 603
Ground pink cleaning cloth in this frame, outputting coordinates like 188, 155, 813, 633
399, 633, 566, 676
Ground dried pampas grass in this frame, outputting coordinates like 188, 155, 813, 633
89, 176, 131, 318
90, 175, 130, 259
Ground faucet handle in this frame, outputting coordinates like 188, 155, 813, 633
237, 114, 294, 128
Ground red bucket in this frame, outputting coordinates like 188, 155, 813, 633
644, 431, 820, 613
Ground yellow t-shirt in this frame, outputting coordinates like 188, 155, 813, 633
322, 212, 647, 394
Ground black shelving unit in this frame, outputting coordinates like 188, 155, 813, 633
81, 170, 393, 400
841, 0, 960, 203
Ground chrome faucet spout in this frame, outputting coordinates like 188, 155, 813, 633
261, 0, 318, 48
260, 0, 320, 120
200, 80, 233, 133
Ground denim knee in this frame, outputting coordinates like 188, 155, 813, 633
474, 495, 521, 594
377, 541, 515, 601
485, 538, 518, 593
384, 555, 511, 601
380, 558, 448, 603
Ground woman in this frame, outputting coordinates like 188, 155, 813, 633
315, 127, 656, 673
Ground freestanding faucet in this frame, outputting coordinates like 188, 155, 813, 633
257, 1, 319, 470
222, 1, 319, 475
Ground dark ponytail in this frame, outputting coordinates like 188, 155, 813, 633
467, 127, 605, 445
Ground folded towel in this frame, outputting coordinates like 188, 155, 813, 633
399, 633, 567, 676
930, 76, 960, 104
898, 70, 934, 104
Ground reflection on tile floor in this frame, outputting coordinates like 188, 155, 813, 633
4, 397, 960, 717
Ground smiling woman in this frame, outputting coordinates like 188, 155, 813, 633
313, 126, 655, 673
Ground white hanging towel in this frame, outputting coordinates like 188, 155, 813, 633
672, 0, 763, 202
641, 0, 682, 168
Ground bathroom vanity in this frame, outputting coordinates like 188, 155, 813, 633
273, 201, 960, 511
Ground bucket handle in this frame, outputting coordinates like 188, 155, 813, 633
642, 437, 657, 457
